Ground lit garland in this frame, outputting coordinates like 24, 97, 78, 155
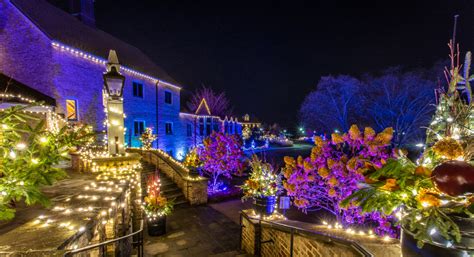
247, 208, 287, 221
29, 161, 142, 250
0, 93, 68, 129
0, 104, 142, 250
50, 41, 181, 90
319, 221, 393, 242
129, 147, 207, 181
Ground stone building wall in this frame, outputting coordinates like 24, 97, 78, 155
0, 0, 183, 157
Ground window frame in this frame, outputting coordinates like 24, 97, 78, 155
165, 122, 173, 135
186, 123, 192, 137
132, 81, 144, 98
164, 90, 172, 104
133, 120, 146, 136
66, 99, 79, 121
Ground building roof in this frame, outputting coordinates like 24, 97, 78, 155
241, 114, 261, 124
0, 72, 56, 106
10, 0, 179, 86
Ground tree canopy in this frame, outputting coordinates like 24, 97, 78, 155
299, 67, 439, 146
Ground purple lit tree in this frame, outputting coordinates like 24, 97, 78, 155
299, 69, 438, 147
282, 125, 397, 236
187, 87, 232, 117
362, 68, 436, 147
299, 75, 365, 133
198, 132, 244, 191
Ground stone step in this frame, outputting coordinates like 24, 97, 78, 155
140, 160, 189, 207
164, 193, 187, 206
159, 179, 175, 186
162, 190, 184, 199
161, 186, 180, 194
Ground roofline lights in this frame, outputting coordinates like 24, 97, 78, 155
51, 41, 181, 90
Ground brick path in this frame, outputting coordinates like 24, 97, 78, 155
144, 204, 247, 257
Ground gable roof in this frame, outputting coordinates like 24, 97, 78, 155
10, 0, 179, 86
195, 98, 211, 116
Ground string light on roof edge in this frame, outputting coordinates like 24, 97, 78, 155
50, 41, 181, 90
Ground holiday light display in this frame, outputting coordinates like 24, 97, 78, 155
139, 127, 157, 150
183, 147, 202, 171
28, 161, 142, 250
143, 174, 173, 219
198, 132, 245, 191
51, 41, 180, 90
342, 41, 474, 248
283, 125, 397, 236
0, 103, 94, 220
241, 155, 282, 200
242, 126, 252, 140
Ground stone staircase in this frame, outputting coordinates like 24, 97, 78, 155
141, 161, 188, 206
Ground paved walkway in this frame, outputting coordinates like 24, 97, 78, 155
144, 205, 246, 257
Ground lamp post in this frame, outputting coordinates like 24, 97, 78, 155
103, 50, 126, 155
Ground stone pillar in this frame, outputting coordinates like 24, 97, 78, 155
106, 99, 125, 155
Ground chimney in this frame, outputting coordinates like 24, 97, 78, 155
68, 0, 95, 26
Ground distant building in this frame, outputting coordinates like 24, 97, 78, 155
0, 0, 242, 159
240, 114, 262, 129
179, 98, 242, 159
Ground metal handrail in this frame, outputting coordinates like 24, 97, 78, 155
242, 212, 374, 257
63, 219, 144, 257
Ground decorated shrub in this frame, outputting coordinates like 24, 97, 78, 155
241, 155, 282, 200
283, 125, 397, 236
143, 174, 173, 219
139, 127, 157, 150
183, 148, 202, 169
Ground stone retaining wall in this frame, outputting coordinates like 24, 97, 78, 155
130, 149, 208, 205
240, 210, 401, 257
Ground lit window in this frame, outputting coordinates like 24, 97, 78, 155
66, 99, 78, 121
132, 82, 143, 98
134, 120, 145, 136
165, 91, 172, 104
165, 122, 173, 135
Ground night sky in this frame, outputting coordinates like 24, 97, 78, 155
94, 0, 473, 129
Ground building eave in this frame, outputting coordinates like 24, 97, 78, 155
51, 41, 181, 90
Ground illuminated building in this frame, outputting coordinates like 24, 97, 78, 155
0, 0, 244, 158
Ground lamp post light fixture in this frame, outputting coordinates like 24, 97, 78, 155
103, 50, 126, 156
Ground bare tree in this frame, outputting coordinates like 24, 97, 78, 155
299, 69, 437, 147
299, 75, 365, 133
362, 69, 436, 146
187, 86, 232, 117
